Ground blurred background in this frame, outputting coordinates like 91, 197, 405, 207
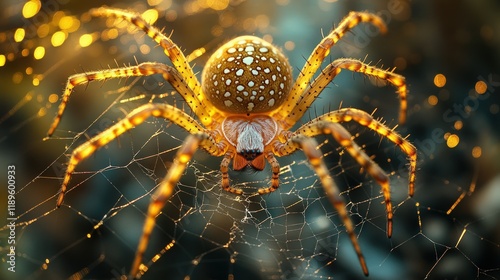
1, 0, 499, 279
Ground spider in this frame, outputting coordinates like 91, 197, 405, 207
47, 7, 417, 278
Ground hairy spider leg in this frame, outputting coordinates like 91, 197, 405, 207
46, 62, 211, 137
219, 151, 281, 195
131, 132, 222, 278
283, 58, 407, 129
277, 12, 392, 120
220, 151, 244, 195
274, 135, 369, 276
294, 120, 392, 237
257, 152, 281, 194
315, 108, 417, 198
55, 103, 213, 207
89, 8, 210, 112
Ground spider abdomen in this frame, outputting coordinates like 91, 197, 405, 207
202, 36, 292, 114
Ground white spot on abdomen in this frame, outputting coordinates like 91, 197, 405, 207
243, 56, 254, 65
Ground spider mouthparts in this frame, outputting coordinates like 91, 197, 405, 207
233, 152, 265, 171
240, 149, 262, 161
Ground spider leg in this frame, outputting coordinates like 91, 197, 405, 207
313, 108, 417, 198
220, 151, 244, 195
294, 120, 393, 237
274, 135, 369, 276
55, 103, 221, 207
279, 12, 386, 120
220, 151, 280, 195
46, 62, 212, 138
257, 152, 280, 194
280, 58, 407, 129
131, 132, 218, 278
90, 7, 205, 97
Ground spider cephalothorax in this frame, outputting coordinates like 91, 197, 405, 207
47, 7, 417, 278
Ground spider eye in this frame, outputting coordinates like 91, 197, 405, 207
239, 149, 261, 160
202, 35, 292, 114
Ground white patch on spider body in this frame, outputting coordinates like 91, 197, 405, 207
221, 115, 279, 150
236, 124, 263, 154
242, 57, 254, 65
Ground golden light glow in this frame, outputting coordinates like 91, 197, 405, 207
37, 24, 50, 38
129, 45, 138, 53
284, 40, 295, 51
446, 134, 460, 148
208, 0, 229, 10
186, 47, 206, 62
60, 16, 80, 33
51, 31, 67, 47
102, 28, 119, 41
108, 28, 119, 39
37, 107, 47, 117
148, 0, 164, 5
142, 9, 159, 24
26, 67, 33, 74
21, 48, 30, 57
165, 10, 177, 21
276, 0, 290, 5
79, 34, 93, 47
33, 46, 45, 60
32, 74, 44, 86
52, 11, 65, 25
140, 44, 151, 54
0, 54, 5, 67
427, 95, 438, 106
49, 93, 59, 103
256, 15, 270, 30
13, 72, 23, 84
139, 264, 149, 273
453, 120, 463, 130
433, 73, 446, 88
152, 254, 161, 262
59, 16, 74, 30
475, 80, 487, 94
472, 146, 482, 158
22, 0, 41, 19
14, 28, 26, 42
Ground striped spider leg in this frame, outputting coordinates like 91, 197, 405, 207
283, 58, 417, 239
268, 12, 416, 275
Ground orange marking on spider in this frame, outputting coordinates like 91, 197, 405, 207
46, 7, 416, 278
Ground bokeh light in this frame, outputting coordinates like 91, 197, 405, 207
433, 73, 446, 88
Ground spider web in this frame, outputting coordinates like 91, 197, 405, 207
2, 1, 500, 280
